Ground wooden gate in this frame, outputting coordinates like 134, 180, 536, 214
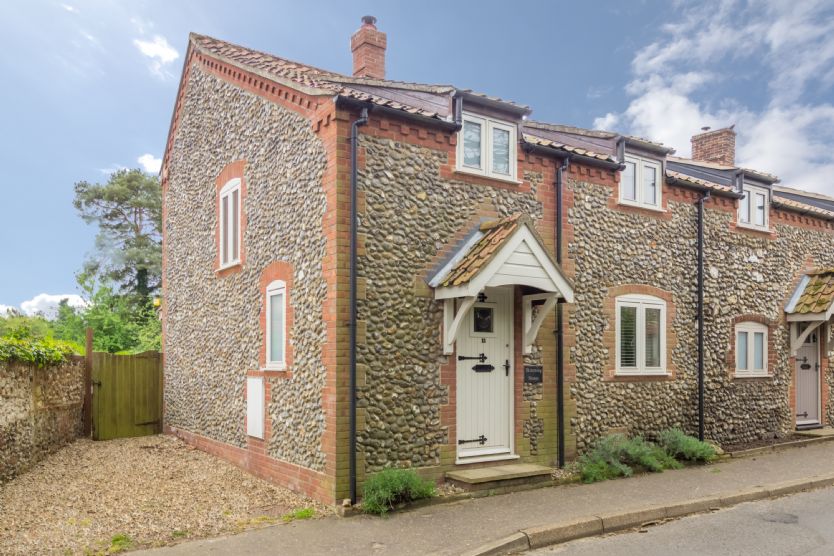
92, 351, 162, 440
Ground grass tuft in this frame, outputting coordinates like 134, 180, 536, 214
361, 468, 436, 515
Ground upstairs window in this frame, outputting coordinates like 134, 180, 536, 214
738, 185, 768, 230
219, 178, 242, 267
458, 113, 517, 181
620, 154, 662, 209
265, 280, 287, 370
616, 294, 667, 375
735, 322, 768, 377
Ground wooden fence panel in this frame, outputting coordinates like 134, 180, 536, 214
92, 351, 162, 441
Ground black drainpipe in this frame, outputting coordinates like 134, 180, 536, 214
555, 155, 570, 468
349, 107, 369, 505
696, 191, 710, 441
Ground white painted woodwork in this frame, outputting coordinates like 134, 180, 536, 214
523, 293, 558, 354
456, 287, 513, 461
795, 327, 821, 425
246, 377, 264, 439
443, 297, 476, 355
434, 226, 574, 303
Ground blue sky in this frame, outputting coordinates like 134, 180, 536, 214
1, 0, 833, 315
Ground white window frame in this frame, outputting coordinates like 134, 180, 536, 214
737, 184, 769, 231
615, 294, 667, 376
456, 112, 518, 182
735, 321, 768, 377
619, 154, 663, 210
219, 178, 242, 268
265, 279, 287, 371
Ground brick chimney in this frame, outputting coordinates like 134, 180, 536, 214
351, 16, 386, 79
691, 126, 736, 166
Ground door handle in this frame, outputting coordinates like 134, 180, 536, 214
504, 360, 510, 376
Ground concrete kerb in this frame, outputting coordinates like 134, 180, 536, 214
465, 472, 834, 556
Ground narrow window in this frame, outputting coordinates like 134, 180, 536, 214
463, 120, 482, 169
619, 305, 638, 368
737, 331, 748, 370
219, 178, 242, 268
622, 160, 637, 201
266, 280, 286, 370
643, 163, 657, 206
491, 126, 510, 175
754, 193, 766, 227
616, 294, 666, 375
735, 322, 768, 377
753, 331, 765, 371
739, 192, 751, 224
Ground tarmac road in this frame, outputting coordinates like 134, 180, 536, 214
528, 485, 834, 556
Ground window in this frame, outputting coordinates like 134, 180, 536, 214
219, 178, 242, 267
738, 184, 769, 230
616, 294, 667, 375
735, 322, 768, 377
457, 112, 517, 181
620, 155, 662, 209
265, 280, 286, 370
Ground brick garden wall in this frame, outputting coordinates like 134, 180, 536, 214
0, 357, 84, 483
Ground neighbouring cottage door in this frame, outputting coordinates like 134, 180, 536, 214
456, 287, 513, 461
796, 326, 821, 426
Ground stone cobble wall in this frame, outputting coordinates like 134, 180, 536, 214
163, 65, 329, 470
357, 135, 545, 472
0, 358, 84, 482
568, 178, 834, 450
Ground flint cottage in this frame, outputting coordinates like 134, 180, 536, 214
160, 17, 834, 505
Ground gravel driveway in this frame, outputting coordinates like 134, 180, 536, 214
0, 435, 331, 555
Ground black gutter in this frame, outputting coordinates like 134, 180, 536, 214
696, 191, 710, 441
555, 155, 571, 468
522, 141, 623, 173
349, 105, 369, 505
337, 95, 461, 132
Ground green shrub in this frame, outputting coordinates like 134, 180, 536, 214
579, 433, 682, 483
0, 335, 75, 367
362, 468, 436, 515
659, 428, 717, 462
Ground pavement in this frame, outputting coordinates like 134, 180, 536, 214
528, 485, 834, 555
137, 441, 834, 556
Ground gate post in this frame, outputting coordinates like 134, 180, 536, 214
83, 327, 93, 437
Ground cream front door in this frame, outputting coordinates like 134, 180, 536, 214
455, 287, 513, 461
796, 326, 820, 426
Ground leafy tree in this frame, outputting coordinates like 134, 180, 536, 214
52, 299, 87, 345
74, 169, 161, 308
0, 309, 53, 339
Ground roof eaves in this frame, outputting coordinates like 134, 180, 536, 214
191, 40, 336, 98
665, 169, 739, 197
772, 196, 834, 221
457, 90, 531, 116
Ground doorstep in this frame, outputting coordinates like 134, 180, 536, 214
795, 427, 834, 438
445, 463, 552, 492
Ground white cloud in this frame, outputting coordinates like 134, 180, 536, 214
595, 0, 834, 194
0, 304, 13, 316
133, 35, 179, 78
61, 3, 78, 13
99, 163, 127, 175
137, 153, 162, 173
19, 294, 87, 319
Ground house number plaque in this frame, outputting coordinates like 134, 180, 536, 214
524, 365, 543, 384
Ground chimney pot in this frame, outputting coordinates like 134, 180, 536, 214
351, 15, 387, 79
691, 126, 736, 167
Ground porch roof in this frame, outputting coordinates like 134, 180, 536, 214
786, 269, 834, 321
430, 214, 574, 302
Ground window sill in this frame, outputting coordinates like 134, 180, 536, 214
454, 168, 521, 185
618, 200, 666, 213
261, 365, 287, 373
218, 260, 242, 272
609, 371, 673, 382
735, 222, 770, 233
734, 373, 771, 380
